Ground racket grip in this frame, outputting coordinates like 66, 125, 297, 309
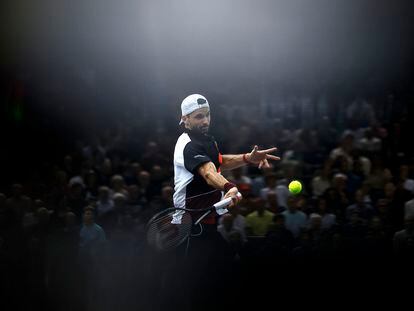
213, 192, 242, 209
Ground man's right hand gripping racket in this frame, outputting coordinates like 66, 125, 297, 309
146, 193, 241, 252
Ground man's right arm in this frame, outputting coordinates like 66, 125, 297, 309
197, 162, 241, 206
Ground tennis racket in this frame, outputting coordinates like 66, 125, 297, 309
146, 193, 241, 252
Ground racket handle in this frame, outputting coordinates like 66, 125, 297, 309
213, 192, 242, 209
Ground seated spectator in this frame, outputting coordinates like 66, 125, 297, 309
311, 162, 332, 198
84, 170, 99, 202
345, 189, 375, 223
226, 166, 252, 198
358, 128, 382, 154
250, 163, 275, 197
96, 186, 114, 217
217, 214, 246, 253
79, 206, 106, 260
265, 190, 282, 214
393, 214, 414, 259
282, 196, 308, 239
329, 133, 354, 169
245, 198, 274, 236
398, 165, 414, 194
5, 183, 32, 228
315, 197, 336, 230
110, 175, 129, 198
218, 207, 247, 243
260, 172, 289, 210
59, 180, 87, 220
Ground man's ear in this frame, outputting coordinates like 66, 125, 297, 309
181, 116, 188, 125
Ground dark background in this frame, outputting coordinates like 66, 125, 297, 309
1, 0, 414, 309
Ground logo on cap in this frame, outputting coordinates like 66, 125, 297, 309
197, 98, 207, 106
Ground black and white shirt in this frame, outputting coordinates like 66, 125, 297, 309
173, 129, 223, 224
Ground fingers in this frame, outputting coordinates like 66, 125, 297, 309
259, 147, 277, 154
230, 194, 242, 207
224, 188, 242, 208
266, 155, 281, 161
259, 159, 269, 168
258, 159, 271, 169
251, 145, 258, 154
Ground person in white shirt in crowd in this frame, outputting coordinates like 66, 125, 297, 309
260, 172, 289, 211
311, 161, 332, 198
110, 175, 129, 198
329, 132, 354, 169
358, 128, 382, 154
404, 196, 414, 223
282, 195, 308, 239
398, 165, 414, 194
96, 186, 114, 217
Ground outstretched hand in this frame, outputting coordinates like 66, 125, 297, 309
247, 145, 280, 169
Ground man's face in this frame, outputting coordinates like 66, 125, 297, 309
182, 107, 210, 134
83, 211, 94, 224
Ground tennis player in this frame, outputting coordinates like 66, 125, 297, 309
174, 93, 280, 220
171, 93, 280, 306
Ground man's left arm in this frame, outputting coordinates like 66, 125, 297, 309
221, 146, 280, 171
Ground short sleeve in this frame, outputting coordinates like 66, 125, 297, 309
183, 141, 212, 174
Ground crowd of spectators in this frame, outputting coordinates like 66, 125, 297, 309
1, 88, 413, 310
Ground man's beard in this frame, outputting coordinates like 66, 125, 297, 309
193, 125, 209, 134
199, 125, 209, 134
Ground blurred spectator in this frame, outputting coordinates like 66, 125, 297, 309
282, 196, 307, 238
217, 214, 246, 255
96, 186, 114, 217
5, 184, 32, 228
329, 132, 354, 169
398, 165, 414, 194
84, 170, 99, 202
345, 189, 375, 223
265, 190, 281, 214
226, 166, 252, 198
405, 197, 414, 221
311, 162, 332, 197
260, 172, 289, 210
218, 207, 247, 243
250, 164, 274, 197
79, 206, 106, 258
315, 197, 336, 230
97, 158, 113, 186
140, 141, 168, 171
59, 180, 87, 221
393, 214, 414, 259
358, 128, 382, 155
110, 174, 129, 198
324, 173, 350, 223
364, 216, 388, 257
245, 198, 274, 236
138, 170, 155, 200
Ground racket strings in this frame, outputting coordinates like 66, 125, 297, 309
146, 211, 193, 251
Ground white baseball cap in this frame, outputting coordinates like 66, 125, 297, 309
179, 94, 210, 125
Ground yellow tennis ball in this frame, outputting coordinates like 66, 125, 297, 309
288, 180, 302, 194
